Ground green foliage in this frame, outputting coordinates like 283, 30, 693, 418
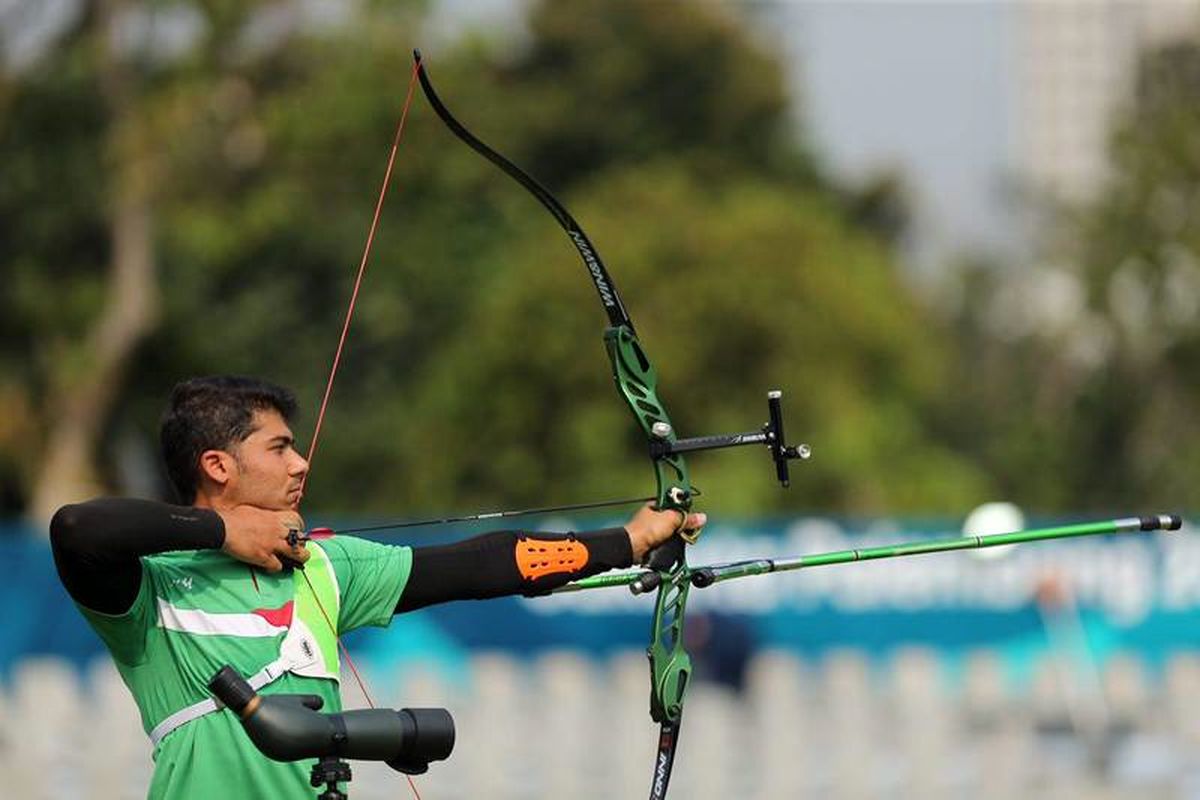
0, 19, 111, 505
493, 0, 817, 189
942, 39, 1200, 513
332, 161, 987, 515
1067, 41, 1200, 509
2, 0, 992, 517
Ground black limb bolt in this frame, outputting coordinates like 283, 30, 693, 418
1140, 514, 1183, 531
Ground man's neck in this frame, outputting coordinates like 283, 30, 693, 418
192, 492, 230, 514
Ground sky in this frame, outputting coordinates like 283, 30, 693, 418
775, 1, 1021, 269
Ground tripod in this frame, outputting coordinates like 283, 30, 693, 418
310, 756, 353, 800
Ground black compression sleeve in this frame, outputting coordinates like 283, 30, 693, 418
50, 498, 226, 615
397, 527, 633, 612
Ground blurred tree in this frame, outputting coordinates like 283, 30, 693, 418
1069, 39, 1200, 509
487, 0, 821, 190
943, 37, 1200, 511
841, 169, 913, 248
3, 0, 167, 520
0, 0, 431, 521
380, 162, 986, 516
2, 0, 989, 523
281, 0, 988, 516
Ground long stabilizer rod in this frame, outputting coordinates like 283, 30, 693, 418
553, 514, 1183, 594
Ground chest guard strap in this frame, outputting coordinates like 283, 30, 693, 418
149, 543, 341, 747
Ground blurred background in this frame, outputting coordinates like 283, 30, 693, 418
4, 0, 1200, 797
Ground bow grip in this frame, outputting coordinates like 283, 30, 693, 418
631, 533, 685, 595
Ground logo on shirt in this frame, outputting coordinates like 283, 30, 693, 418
172, 576, 194, 591
251, 600, 295, 629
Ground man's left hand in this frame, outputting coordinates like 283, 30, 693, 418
624, 504, 707, 563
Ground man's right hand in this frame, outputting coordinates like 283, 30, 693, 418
217, 505, 310, 572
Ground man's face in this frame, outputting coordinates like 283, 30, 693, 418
224, 408, 309, 510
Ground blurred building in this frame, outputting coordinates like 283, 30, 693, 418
778, 1, 1200, 269
1017, 0, 1200, 204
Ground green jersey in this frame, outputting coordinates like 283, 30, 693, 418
78, 536, 412, 799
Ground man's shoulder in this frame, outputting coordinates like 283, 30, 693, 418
313, 535, 399, 559
311, 536, 409, 584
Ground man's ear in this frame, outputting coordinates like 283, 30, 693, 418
198, 449, 236, 489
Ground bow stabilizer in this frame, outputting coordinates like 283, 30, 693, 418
555, 513, 1185, 594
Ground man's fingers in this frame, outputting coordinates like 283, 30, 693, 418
273, 531, 310, 565
653, 507, 707, 536
262, 554, 284, 573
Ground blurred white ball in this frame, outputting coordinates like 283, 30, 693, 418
963, 501, 1025, 560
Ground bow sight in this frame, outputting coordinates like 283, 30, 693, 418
646, 390, 811, 488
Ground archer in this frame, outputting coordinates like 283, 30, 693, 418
50, 374, 704, 799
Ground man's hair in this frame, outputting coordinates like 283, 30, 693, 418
160, 376, 298, 503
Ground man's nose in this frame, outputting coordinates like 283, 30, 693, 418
290, 452, 310, 477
